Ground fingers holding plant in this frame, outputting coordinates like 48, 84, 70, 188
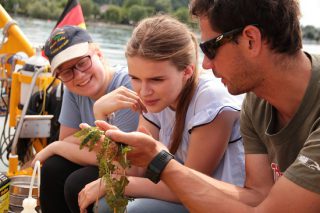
105, 127, 167, 168
93, 86, 147, 120
74, 125, 132, 212
94, 120, 119, 131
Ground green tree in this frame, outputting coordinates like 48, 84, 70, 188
120, 7, 129, 24
80, 0, 93, 19
103, 5, 122, 23
154, 0, 171, 13
15, 0, 35, 14
57, 0, 69, 8
93, 0, 109, 4
105, 0, 124, 5
91, 3, 100, 19
26, 1, 62, 19
142, 0, 156, 6
174, 7, 189, 23
127, 5, 149, 23
171, 0, 188, 10
123, 0, 143, 8
1, 0, 17, 13
303, 25, 318, 41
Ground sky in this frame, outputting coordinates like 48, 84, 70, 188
299, 0, 320, 28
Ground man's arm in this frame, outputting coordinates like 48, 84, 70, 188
162, 159, 320, 212
159, 154, 273, 207
105, 129, 320, 213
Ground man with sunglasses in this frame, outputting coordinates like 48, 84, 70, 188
97, 0, 320, 212
32, 25, 139, 213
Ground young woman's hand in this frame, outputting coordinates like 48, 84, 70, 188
93, 86, 147, 120
31, 142, 58, 166
78, 178, 105, 213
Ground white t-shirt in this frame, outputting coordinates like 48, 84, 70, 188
143, 72, 245, 186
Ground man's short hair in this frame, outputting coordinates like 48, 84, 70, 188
190, 0, 302, 55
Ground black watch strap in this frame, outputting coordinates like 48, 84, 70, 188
145, 150, 174, 183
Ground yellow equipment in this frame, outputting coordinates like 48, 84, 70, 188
0, 5, 35, 56
0, 5, 34, 79
0, 5, 58, 178
8, 58, 55, 177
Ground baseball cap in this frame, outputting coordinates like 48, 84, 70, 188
44, 25, 93, 72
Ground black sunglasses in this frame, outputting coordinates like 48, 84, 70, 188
200, 24, 260, 60
199, 27, 244, 60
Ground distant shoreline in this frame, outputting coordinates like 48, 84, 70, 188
302, 39, 320, 45
86, 20, 134, 30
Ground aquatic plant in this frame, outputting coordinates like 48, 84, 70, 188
75, 127, 131, 213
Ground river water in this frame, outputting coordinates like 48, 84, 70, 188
13, 16, 320, 66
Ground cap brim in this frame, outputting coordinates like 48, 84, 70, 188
51, 42, 89, 72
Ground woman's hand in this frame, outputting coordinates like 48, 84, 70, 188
78, 178, 106, 213
31, 142, 57, 166
93, 86, 147, 120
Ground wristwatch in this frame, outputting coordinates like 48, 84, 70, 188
145, 150, 174, 183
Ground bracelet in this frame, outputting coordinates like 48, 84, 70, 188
145, 150, 174, 183
106, 112, 115, 123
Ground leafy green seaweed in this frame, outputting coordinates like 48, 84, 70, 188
75, 127, 132, 213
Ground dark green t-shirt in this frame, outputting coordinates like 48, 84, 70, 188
240, 53, 320, 194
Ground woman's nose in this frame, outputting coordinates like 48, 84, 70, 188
140, 83, 152, 96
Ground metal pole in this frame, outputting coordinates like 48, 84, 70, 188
11, 66, 46, 155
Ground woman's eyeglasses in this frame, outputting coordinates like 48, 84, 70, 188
199, 27, 244, 60
54, 55, 92, 82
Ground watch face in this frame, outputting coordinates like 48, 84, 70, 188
145, 150, 174, 183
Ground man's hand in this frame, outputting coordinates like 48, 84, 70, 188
94, 120, 119, 131
79, 121, 119, 153
105, 126, 168, 168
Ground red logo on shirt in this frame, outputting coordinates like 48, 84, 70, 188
271, 163, 283, 182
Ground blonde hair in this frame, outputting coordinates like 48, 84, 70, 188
126, 15, 199, 154
89, 43, 109, 69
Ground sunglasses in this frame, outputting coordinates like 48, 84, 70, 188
199, 27, 245, 60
